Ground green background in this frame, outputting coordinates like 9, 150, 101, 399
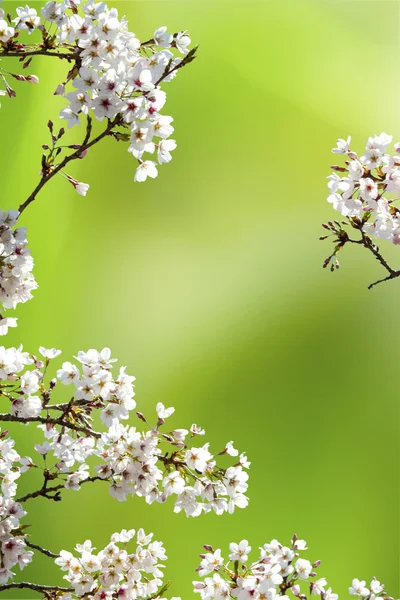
1, 0, 399, 597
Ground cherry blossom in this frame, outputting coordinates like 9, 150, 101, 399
0, 0, 197, 186
55, 528, 175, 599
193, 536, 394, 600
0, 345, 250, 517
0, 210, 37, 333
322, 133, 400, 288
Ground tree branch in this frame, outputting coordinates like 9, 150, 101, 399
0, 582, 70, 595
18, 116, 119, 216
0, 413, 101, 438
351, 225, 400, 289
0, 48, 77, 61
17, 475, 106, 503
25, 540, 59, 559
322, 219, 400, 289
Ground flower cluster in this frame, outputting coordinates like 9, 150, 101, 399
327, 134, 400, 243
193, 537, 393, 600
0, 210, 37, 336
349, 579, 390, 600
55, 528, 175, 599
0, 0, 196, 183
0, 430, 33, 583
0, 346, 250, 517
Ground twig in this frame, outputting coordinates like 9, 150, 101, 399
17, 475, 105, 503
322, 219, 400, 289
25, 540, 59, 559
353, 225, 400, 288
0, 582, 70, 594
0, 413, 101, 438
0, 49, 77, 60
18, 116, 119, 215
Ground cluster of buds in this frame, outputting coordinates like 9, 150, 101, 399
0, 0, 196, 184
193, 536, 393, 600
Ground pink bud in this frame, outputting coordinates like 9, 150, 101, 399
312, 560, 321, 568
54, 83, 65, 96
26, 75, 39, 84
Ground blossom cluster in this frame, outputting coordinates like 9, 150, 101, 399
193, 537, 393, 600
0, 210, 36, 336
0, 346, 250, 517
327, 134, 400, 243
0, 0, 195, 183
0, 430, 33, 583
55, 528, 175, 599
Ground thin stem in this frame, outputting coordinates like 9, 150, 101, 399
155, 46, 197, 87
25, 540, 59, 559
0, 413, 101, 438
18, 116, 119, 216
17, 475, 105, 503
0, 582, 70, 594
324, 220, 400, 289
350, 224, 400, 288
359, 228, 395, 275
367, 271, 400, 290
46, 399, 93, 411
0, 49, 77, 60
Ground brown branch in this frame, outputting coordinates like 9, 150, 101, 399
25, 540, 59, 559
154, 46, 198, 88
367, 271, 400, 290
18, 116, 119, 215
0, 582, 70, 595
0, 412, 101, 438
46, 399, 93, 411
0, 48, 77, 60
322, 220, 400, 289
17, 475, 106, 503
350, 224, 400, 289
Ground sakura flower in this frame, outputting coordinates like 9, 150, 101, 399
349, 580, 370, 597
134, 161, 158, 182
229, 540, 251, 563
332, 136, 351, 154
175, 31, 191, 54
39, 347, 62, 360
154, 26, 173, 48
156, 402, 175, 419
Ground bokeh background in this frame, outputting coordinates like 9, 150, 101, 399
1, 0, 399, 597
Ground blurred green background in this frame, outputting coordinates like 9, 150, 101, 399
1, 0, 399, 597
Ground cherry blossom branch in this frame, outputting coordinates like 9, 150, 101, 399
154, 44, 198, 87
322, 135, 400, 288
321, 219, 400, 289
193, 536, 394, 600
0, 582, 71, 595
0, 412, 101, 438
17, 475, 105, 503
18, 115, 118, 215
0, 48, 77, 60
16, 40, 196, 217
25, 540, 59, 559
